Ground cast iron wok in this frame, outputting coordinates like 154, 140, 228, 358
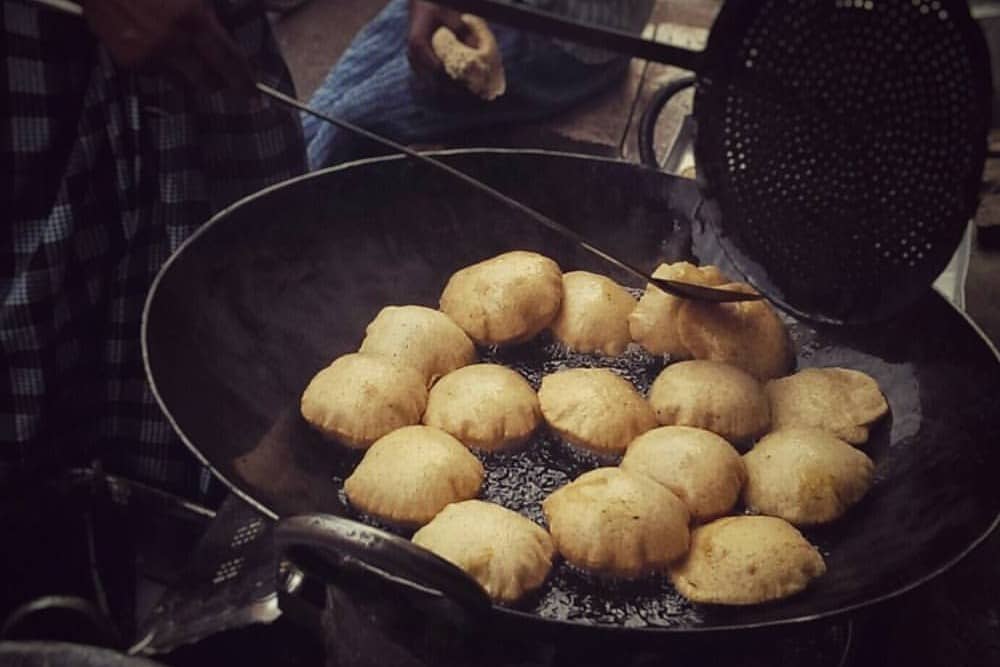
142, 149, 1000, 637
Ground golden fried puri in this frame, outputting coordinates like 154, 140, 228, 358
359, 305, 476, 387
669, 515, 826, 605
549, 271, 637, 356
344, 425, 484, 528
439, 251, 563, 346
621, 426, 746, 522
628, 262, 728, 358
742, 428, 875, 526
423, 363, 540, 452
648, 360, 771, 444
412, 500, 555, 603
538, 368, 657, 456
766, 367, 888, 445
543, 468, 690, 578
675, 282, 794, 381
300, 352, 427, 449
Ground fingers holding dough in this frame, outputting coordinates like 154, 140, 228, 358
431, 15, 506, 100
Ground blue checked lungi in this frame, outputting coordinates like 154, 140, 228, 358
2, 0, 306, 497
304, 0, 651, 169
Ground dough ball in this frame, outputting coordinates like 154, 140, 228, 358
412, 500, 555, 603
648, 360, 770, 445
300, 352, 427, 449
742, 428, 874, 526
669, 515, 826, 605
439, 251, 563, 346
549, 271, 637, 356
359, 305, 476, 387
766, 367, 889, 445
542, 468, 690, 579
538, 368, 657, 456
621, 426, 746, 522
344, 425, 484, 528
423, 363, 541, 452
431, 15, 506, 101
675, 282, 794, 381
628, 262, 729, 357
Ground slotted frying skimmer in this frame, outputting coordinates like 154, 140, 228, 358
442, 0, 993, 323
695, 0, 991, 323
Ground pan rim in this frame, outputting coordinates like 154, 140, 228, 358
140, 147, 1000, 635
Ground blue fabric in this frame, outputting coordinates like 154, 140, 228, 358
304, 0, 631, 169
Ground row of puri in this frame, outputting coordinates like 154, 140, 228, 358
300, 251, 889, 606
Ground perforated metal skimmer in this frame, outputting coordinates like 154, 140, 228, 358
437, 0, 991, 322
694, 0, 991, 322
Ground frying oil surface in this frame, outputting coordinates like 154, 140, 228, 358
334, 332, 711, 626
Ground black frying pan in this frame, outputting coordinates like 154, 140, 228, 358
142, 150, 1000, 638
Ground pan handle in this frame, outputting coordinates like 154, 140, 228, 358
431, 0, 704, 71
274, 514, 492, 620
638, 76, 697, 170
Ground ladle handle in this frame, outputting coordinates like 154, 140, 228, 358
432, 0, 705, 71
639, 76, 698, 170
274, 514, 492, 616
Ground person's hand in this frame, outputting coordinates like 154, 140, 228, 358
407, 0, 469, 79
79, 0, 255, 94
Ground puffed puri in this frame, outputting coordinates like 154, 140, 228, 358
538, 368, 657, 457
742, 428, 875, 526
621, 425, 747, 523
549, 270, 638, 356
422, 363, 541, 452
439, 250, 563, 346
300, 352, 428, 449
358, 305, 476, 388
647, 360, 771, 445
412, 500, 555, 603
628, 262, 729, 358
542, 467, 690, 579
674, 282, 794, 382
669, 515, 827, 605
344, 425, 484, 528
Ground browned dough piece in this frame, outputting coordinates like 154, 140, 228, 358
543, 467, 690, 579
669, 515, 826, 605
300, 352, 427, 448
344, 425, 484, 528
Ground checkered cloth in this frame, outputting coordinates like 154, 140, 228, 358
2, 0, 306, 497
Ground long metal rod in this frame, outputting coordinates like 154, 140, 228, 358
433, 0, 704, 71
259, 85, 758, 302
28, 0, 758, 303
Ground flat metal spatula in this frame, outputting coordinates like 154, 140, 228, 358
27, 0, 760, 304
